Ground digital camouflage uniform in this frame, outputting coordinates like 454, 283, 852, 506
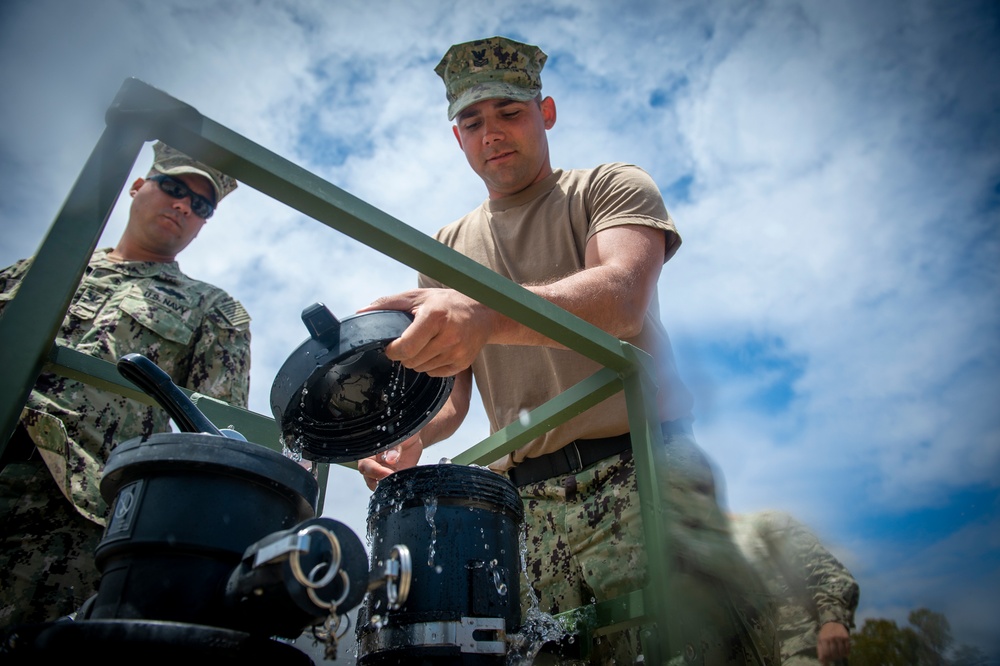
521, 431, 778, 666
0, 248, 251, 627
729, 511, 859, 665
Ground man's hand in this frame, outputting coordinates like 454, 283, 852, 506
816, 621, 851, 664
361, 289, 494, 377
357, 433, 424, 491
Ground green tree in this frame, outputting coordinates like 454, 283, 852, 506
851, 607, 990, 666
851, 618, 920, 666
909, 607, 952, 666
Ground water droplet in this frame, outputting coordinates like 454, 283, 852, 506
518, 409, 531, 426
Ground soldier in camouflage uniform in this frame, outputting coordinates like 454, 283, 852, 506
358, 36, 778, 664
0, 142, 251, 628
730, 511, 860, 665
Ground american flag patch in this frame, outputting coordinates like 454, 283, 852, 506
215, 299, 251, 327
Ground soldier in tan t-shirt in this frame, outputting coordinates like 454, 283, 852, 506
358, 36, 778, 665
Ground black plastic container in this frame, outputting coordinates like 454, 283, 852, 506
357, 464, 524, 665
89, 432, 319, 627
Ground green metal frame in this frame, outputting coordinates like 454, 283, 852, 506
0, 78, 675, 661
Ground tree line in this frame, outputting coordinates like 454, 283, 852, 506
850, 607, 991, 666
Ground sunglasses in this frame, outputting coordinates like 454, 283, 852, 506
148, 174, 216, 219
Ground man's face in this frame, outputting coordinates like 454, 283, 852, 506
453, 96, 557, 199
125, 173, 214, 259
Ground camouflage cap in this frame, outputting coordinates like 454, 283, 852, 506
435, 36, 547, 120
149, 141, 238, 203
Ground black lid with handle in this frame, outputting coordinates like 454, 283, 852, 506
270, 303, 454, 464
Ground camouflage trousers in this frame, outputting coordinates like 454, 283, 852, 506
519, 429, 778, 665
0, 459, 103, 629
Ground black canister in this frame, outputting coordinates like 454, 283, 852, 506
89, 432, 318, 628
357, 464, 524, 665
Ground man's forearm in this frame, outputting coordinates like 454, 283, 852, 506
415, 369, 472, 449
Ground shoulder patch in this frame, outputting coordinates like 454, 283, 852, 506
214, 298, 251, 328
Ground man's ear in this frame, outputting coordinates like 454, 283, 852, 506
129, 177, 145, 198
452, 124, 464, 150
541, 96, 557, 130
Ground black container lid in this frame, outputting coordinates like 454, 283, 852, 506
367, 463, 524, 525
270, 304, 453, 463
101, 432, 320, 515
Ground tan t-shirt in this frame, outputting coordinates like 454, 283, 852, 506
420, 163, 693, 471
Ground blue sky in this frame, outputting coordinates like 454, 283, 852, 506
1, 0, 998, 660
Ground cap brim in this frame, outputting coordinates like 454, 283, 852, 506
154, 166, 222, 203
448, 82, 541, 120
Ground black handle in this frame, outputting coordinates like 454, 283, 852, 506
117, 353, 224, 436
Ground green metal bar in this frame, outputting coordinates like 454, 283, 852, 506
44, 345, 154, 404
545, 347, 671, 658
0, 122, 148, 458
554, 588, 647, 638
452, 366, 623, 466
44, 345, 282, 450
621, 344, 673, 663
43, 345, 324, 504
100, 79, 631, 374
592, 589, 648, 636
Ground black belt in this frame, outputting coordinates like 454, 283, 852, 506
507, 419, 692, 488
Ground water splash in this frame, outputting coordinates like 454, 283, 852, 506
505, 606, 570, 665
503, 523, 571, 665
424, 497, 438, 568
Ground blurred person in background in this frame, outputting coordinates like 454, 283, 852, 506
731, 510, 860, 666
